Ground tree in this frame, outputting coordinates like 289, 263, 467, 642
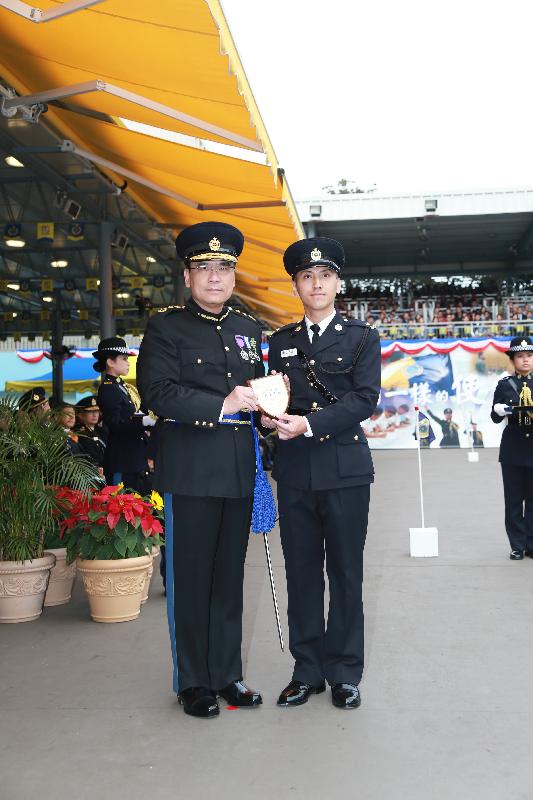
321, 178, 377, 195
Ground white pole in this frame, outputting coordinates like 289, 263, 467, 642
415, 407, 426, 528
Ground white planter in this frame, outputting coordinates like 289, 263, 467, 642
0, 553, 56, 623
44, 548, 76, 606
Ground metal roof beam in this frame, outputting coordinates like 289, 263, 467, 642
0, 0, 104, 23
2, 79, 262, 152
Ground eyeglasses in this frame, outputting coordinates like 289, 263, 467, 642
188, 264, 235, 274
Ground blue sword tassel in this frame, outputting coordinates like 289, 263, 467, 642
250, 416, 277, 534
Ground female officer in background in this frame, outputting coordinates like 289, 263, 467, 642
492, 335, 533, 560
93, 336, 154, 492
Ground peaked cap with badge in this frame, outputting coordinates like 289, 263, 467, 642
18, 386, 49, 411
75, 395, 101, 412
175, 221, 244, 265
506, 336, 533, 357
283, 236, 345, 277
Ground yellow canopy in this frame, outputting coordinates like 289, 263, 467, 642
0, 0, 304, 327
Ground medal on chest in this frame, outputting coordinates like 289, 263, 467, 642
234, 334, 261, 363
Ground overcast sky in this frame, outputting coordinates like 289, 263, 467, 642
221, 0, 533, 200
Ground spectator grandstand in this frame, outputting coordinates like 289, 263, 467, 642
336, 277, 533, 339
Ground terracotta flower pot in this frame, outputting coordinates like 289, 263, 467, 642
44, 548, 76, 607
141, 545, 160, 605
0, 553, 56, 623
77, 555, 151, 623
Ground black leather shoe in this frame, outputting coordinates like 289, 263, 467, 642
178, 687, 219, 718
277, 679, 326, 707
510, 550, 524, 560
218, 680, 262, 707
525, 550, 533, 558
331, 683, 361, 709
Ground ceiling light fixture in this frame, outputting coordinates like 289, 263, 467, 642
146, 256, 156, 263
116, 292, 130, 299
5, 155, 24, 168
42, 295, 53, 302
50, 259, 68, 268
7, 283, 20, 290
5, 238, 25, 248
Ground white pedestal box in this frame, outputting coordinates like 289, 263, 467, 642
409, 527, 439, 557
467, 451, 479, 463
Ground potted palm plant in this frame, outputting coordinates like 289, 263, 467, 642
62, 484, 163, 623
0, 396, 98, 623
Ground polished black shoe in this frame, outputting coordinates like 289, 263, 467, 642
525, 550, 533, 558
178, 687, 219, 718
218, 680, 262, 708
510, 550, 524, 560
277, 679, 326, 707
331, 683, 361, 709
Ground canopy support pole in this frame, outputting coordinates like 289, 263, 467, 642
0, 0, 104, 23
99, 221, 115, 340
51, 288, 64, 403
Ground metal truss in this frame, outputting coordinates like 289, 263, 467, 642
1, 79, 263, 152
0, 0, 103, 23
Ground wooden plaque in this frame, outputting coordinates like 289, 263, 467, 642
248, 373, 290, 419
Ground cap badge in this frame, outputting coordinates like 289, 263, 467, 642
209, 237, 221, 252
33, 394, 39, 401
521, 340, 529, 348
334, 323, 343, 331
310, 248, 322, 261
91, 398, 96, 406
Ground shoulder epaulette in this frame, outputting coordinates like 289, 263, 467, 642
341, 317, 370, 328
229, 306, 258, 323
271, 321, 300, 336
157, 305, 185, 314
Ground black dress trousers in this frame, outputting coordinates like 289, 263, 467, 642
501, 464, 533, 552
278, 483, 370, 687
171, 494, 253, 691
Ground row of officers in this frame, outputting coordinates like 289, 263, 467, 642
17, 368, 157, 492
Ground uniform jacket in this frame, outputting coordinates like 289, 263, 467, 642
137, 299, 265, 497
491, 373, 533, 466
74, 424, 106, 468
97, 375, 147, 475
268, 312, 381, 491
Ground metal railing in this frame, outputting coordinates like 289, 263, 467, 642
367, 320, 533, 339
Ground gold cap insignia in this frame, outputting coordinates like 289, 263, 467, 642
310, 248, 322, 261
209, 237, 221, 252
33, 394, 39, 401
521, 340, 529, 348
91, 398, 96, 406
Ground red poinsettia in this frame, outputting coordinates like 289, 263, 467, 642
62, 484, 164, 563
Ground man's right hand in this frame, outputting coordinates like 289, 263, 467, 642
260, 414, 277, 429
222, 385, 259, 415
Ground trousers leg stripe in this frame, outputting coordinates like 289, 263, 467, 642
164, 493, 179, 694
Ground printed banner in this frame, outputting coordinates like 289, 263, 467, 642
364, 338, 511, 449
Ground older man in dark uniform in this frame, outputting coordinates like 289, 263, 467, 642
137, 222, 265, 719
491, 336, 533, 559
265, 237, 381, 710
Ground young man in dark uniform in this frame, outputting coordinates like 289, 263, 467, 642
74, 395, 106, 476
491, 336, 533, 560
93, 337, 154, 491
137, 222, 264, 719
265, 237, 381, 710
18, 387, 50, 418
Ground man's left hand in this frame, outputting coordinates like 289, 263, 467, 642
275, 414, 307, 440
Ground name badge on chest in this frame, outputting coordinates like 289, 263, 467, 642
281, 348, 297, 358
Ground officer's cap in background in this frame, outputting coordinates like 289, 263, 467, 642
443, 407, 453, 414
75, 395, 100, 412
18, 386, 48, 412
92, 336, 130, 372
283, 237, 345, 277
175, 222, 244, 265
506, 336, 533, 357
